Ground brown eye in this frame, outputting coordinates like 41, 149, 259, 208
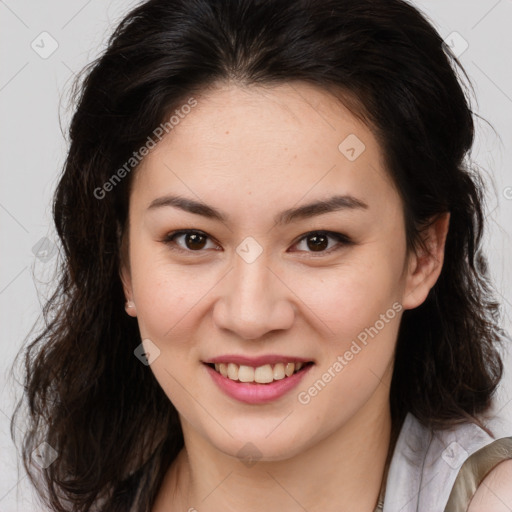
182, 232, 207, 250
163, 230, 217, 252
292, 231, 352, 255
304, 233, 329, 252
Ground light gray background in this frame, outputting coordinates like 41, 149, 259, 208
1, 1, 511, 510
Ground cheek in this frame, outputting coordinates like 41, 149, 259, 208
292, 257, 402, 430
128, 239, 210, 337
135, 272, 208, 345
291, 249, 405, 343
129, 256, 210, 415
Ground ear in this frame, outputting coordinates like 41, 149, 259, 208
119, 262, 137, 317
119, 226, 137, 318
402, 212, 450, 310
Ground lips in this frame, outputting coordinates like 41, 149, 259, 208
204, 361, 314, 404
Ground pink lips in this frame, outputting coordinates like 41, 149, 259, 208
203, 359, 313, 405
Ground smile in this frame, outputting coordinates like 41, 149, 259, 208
207, 362, 310, 384
203, 359, 314, 404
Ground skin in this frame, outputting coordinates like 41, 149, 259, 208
467, 459, 512, 511
120, 81, 450, 511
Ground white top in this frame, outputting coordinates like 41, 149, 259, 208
381, 411, 512, 512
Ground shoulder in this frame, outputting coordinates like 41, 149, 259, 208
467, 458, 512, 512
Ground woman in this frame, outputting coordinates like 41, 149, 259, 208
11, 0, 512, 511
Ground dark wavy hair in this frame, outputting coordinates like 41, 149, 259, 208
11, 0, 506, 510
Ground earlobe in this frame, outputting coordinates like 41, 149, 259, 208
402, 212, 450, 310
118, 227, 137, 317
119, 264, 137, 317
124, 299, 137, 316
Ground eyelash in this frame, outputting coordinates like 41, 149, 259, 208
162, 229, 353, 257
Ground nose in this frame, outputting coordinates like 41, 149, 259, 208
212, 249, 296, 340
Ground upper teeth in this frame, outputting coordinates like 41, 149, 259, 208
214, 362, 305, 383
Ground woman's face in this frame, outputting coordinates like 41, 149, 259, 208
120, 82, 441, 460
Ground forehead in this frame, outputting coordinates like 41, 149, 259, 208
130, 82, 399, 219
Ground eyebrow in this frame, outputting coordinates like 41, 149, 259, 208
147, 194, 368, 225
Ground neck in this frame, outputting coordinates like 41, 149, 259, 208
153, 384, 393, 512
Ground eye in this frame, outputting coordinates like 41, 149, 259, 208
163, 230, 219, 253
291, 230, 352, 255
162, 229, 352, 255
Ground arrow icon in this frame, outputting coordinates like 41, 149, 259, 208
338, 134, 365, 161
236, 236, 263, 263
442, 32, 468, 58
31, 31, 59, 59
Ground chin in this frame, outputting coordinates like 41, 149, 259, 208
205, 421, 317, 463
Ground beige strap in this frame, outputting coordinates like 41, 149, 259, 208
444, 436, 512, 512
